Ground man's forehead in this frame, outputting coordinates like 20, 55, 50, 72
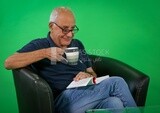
58, 13, 75, 20
56, 16, 75, 27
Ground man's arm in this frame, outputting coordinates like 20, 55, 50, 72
4, 47, 64, 70
4, 49, 45, 70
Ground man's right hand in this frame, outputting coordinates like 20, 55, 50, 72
45, 47, 65, 62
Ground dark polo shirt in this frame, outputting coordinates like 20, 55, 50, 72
17, 32, 91, 96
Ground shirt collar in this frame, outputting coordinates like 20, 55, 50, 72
46, 32, 57, 47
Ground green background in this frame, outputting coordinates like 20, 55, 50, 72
1, 0, 160, 113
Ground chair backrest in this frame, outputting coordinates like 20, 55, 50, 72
89, 55, 150, 106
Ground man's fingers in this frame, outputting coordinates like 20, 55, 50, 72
74, 72, 91, 81
56, 48, 65, 55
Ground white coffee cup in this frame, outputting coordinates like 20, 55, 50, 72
65, 47, 79, 65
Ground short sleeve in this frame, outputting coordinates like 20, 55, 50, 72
17, 38, 49, 53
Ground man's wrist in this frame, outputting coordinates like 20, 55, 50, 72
85, 71, 93, 77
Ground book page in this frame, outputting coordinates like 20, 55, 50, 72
67, 77, 93, 89
96, 75, 109, 84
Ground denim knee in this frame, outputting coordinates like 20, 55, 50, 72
108, 76, 128, 86
106, 97, 124, 108
109, 76, 125, 82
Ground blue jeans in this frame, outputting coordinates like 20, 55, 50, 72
55, 77, 137, 113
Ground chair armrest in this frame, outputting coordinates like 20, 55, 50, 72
12, 67, 54, 113
89, 55, 150, 106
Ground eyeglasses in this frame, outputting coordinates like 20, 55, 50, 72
52, 22, 79, 34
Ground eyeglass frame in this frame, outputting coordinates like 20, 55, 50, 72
51, 22, 79, 34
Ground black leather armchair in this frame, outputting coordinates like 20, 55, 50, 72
12, 55, 150, 113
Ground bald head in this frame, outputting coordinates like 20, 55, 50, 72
49, 7, 75, 23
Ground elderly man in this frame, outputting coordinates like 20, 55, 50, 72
5, 7, 137, 113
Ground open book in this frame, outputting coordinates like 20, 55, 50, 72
67, 75, 109, 89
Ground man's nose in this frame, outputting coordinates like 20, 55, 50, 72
66, 31, 73, 37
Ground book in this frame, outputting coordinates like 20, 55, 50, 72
66, 75, 109, 89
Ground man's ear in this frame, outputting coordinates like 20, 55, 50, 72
49, 22, 53, 29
